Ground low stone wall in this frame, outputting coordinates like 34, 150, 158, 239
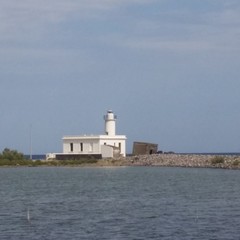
100, 154, 240, 169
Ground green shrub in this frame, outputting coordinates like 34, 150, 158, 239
0, 148, 99, 167
211, 156, 225, 165
30, 160, 44, 167
57, 158, 98, 166
232, 160, 240, 166
0, 148, 30, 166
0, 148, 25, 161
0, 159, 11, 166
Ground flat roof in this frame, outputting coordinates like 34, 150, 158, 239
62, 134, 127, 140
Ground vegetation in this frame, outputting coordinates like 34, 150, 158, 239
232, 159, 240, 166
211, 156, 225, 165
0, 148, 25, 160
1, 149, 239, 169
45, 159, 98, 166
0, 148, 98, 166
0, 148, 31, 166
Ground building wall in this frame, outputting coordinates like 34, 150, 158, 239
132, 142, 158, 155
101, 145, 114, 158
55, 153, 102, 160
63, 136, 126, 157
99, 138, 126, 157
63, 139, 100, 154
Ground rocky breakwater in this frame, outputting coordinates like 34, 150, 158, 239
105, 154, 240, 169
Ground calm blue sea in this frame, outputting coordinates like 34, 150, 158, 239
25, 155, 46, 160
0, 167, 239, 240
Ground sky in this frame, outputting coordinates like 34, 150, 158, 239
1, 0, 240, 154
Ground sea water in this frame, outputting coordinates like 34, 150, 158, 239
0, 167, 239, 240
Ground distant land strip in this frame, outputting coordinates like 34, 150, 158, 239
1, 154, 240, 169
96, 154, 240, 169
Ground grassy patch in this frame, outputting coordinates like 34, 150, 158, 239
56, 159, 98, 166
0, 152, 98, 167
232, 159, 240, 166
211, 156, 225, 165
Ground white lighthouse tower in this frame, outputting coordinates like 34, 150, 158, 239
104, 110, 116, 136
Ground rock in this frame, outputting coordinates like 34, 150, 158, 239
111, 154, 240, 169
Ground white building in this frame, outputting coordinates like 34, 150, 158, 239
47, 110, 127, 160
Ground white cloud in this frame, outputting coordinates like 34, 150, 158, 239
101, 2, 240, 53
0, 0, 153, 27
0, 0, 156, 45
1, 0, 240, 54
123, 38, 214, 52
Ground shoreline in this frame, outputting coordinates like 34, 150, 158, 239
95, 154, 240, 169
1, 154, 240, 169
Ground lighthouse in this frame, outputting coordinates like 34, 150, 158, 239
47, 110, 127, 160
104, 110, 117, 136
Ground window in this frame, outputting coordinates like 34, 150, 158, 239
70, 143, 73, 152
80, 143, 83, 152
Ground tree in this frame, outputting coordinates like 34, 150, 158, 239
0, 148, 25, 161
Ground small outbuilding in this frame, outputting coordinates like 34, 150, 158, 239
132, 141, 158, 155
